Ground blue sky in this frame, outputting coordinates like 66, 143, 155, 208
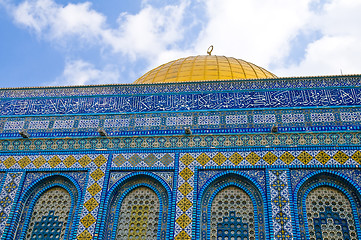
1, 0, 361, 88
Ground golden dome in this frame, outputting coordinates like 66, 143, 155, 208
134, 55, 277, 84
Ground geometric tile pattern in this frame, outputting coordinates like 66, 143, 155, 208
197, 169, 266, 195
216, 211, 249, 239
3, 132, 361, 152
175, 152, 266, 239
290, 169, 361, 195
178, 149, 361, 238
28, 120, 50, 129
0, 154, 108, 240
305, 187, 357, 240
30, 210, 64, 240
3, 107, 361, 138
0, 132, 361, 152
1, 148, 361, 239
76, 154, 108, 240
108, 171, 174, 190
12, 172, 81, 240
115, 187, 160, 239
26, 187, 71, 240
0, 172, 23, 238
269, 170, 293, 240
175, 153, 199, 240
108, 172, 130, 190
198, 167, 266, 240
112, 153, 175, 168
103, 175, 170, 240
3, 121, 25, 130
22, 171, 88, 193
153, 172, 174, 189
295, 171, 361, 240
174, 148, 361, 240
188, 149, 361, 167
211, 188, 254, 239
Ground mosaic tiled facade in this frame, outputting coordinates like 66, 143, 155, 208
1, 73, 361, 240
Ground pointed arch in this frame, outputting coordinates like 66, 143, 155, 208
100, 172, 172, 240
4, 174, 81, 240
295, 171, 361, 240
115, 186, 161, 239
197, 172, 267, 240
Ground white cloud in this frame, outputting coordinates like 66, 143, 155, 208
276, 35, 361, 77
13, 0, 57, 34
194, 0, 313, 67
12, 0, 107, 44
109, 2, 189, 60
10, 0, 189, 59
190, 0, 361, 77
3, 0, 361, 85
275, 0, 361, 76
50, 59, 120, 86
5, 0, 193, 84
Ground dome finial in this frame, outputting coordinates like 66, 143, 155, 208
207, 45, 213, 55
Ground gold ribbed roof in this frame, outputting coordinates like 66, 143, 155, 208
134, 55, 277, 84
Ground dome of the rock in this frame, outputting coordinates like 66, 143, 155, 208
2, 43, 361, 240
134, 55, 277, 84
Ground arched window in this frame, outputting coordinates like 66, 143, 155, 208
25, 187, 72, 240
102, 174, 171, 240
305, 186, 358, 240
296, 172, 361, 240
7, 175, 80, 240
198, 173, 266, 240
210, 186, 255, 240
115, 186, 160, 239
